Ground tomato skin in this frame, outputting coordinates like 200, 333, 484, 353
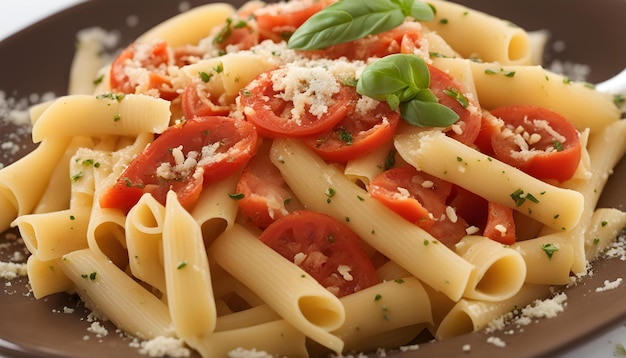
483, 202, 516, 245
428, 64, 481, 146
255, 0, 334, 42
109, 41, 177, 100
181, 83, 232, 119
99, 116, 258, 212
302, 89, 400, 162
259, 210, 379, 297
240, 70, 353, 138
369, 166, 468, 246
310, 22, 423, 60
489, 105, 581, 182
236, 142, 303, 229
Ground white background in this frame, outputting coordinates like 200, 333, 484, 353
0, 1, 625, 357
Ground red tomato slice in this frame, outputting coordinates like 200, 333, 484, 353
489, 105, 581, 182
240, 70, 353, 138
100, 116, 258, 212
236, 142, 303, 229
109, 41, 177, 100
483, 202, 516, 245
315, 22, 423, 60
212, 17, 259, 51
301, 89, 400, 162
369, 166, 468, 246
181, 83, 232, 119
258, 210, 379, 297
255, 0, 334, 42
428, 64, 481, 146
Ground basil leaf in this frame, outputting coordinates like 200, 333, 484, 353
356, 54, 460, 127
356, 54, 422, 103
400, 90, 460, 127
288, 0, 434, 50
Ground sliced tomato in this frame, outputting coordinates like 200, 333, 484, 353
109, 41, 177, 100
369, 166, 468, 247
428, 64, 481, 146
255, 0, 334, 42
99, 116, 258, 212
489, 105, 581, 182
181, 83, 232, 119
258, 210, 379, 297
302, 89, 400, 162
236, 141, 303, 229
240, 70, 353, 138
315, 21, 423, 60
212, 17, 259, 51
483, 202, 516, 245
448, 185, 488, 230
474, 111, 502, 156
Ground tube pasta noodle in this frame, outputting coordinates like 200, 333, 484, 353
162, 191, 217, 339
333, 277, 433, 352
455, 235, 526, 301
60, 249, 175, 339
125, 193, 166, 292
1, 0, 625, 357
0, 137, 71, 231
585, 208, 626, 261
435, 284, 552, 340
512, 234, 574, 285
344, 140, 394, 186
136, 3, 236, 47
425, 0, 532, 65
189, 169, 241, 241
26, 256, 74, 299
13, 207, 91, 261
209, 223, 346, 353
31, 94, 171, 143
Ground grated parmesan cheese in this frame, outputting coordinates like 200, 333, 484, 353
595, 278, 623, 292
139, 336, 191, 358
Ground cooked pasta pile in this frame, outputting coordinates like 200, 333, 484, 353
1, 0, 625, 356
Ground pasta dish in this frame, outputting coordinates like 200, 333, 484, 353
0, 0, 624, 356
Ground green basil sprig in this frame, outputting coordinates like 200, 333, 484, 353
287, 0, 434, 50
356, 54, 460, 127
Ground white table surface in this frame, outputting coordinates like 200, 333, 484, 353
0, 1, 625, 357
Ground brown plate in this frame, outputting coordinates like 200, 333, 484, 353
1, 0, 625, 357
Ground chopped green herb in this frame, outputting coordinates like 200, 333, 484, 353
374, 294, 382, 301
93, 75, 104, 85
394, 278, 405, 284
325, 188, 336, 203
337, 127, 353, 145
443, 87, 470, 108
510, 189, 539, 207
553, 141, 564, 151
199, 71, 212, 83
177, 261, 188, 270
70, 172, 83, 182
601, 220, 608, 227
96, 93, 125, 101
439, 18, 449, 24
228, 193, 245, 200
541, 243, 559, 260
113, 114, 121, 122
